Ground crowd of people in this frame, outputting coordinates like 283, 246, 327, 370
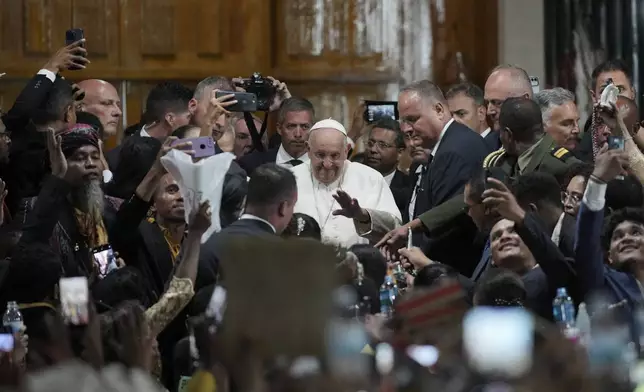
0, 37, 644, 391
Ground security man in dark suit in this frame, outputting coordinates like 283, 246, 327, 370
380, 97, 581, 276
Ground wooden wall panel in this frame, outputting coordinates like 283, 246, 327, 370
69, 0, 120, 73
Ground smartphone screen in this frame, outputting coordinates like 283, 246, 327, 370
529, 76, 540, 94
59, 277, 90, 325
364, 101, 398, 123
463, 307, 534, 378
607, 135, 625, 151
92, 244, 118, 279
0, 334, 14, 352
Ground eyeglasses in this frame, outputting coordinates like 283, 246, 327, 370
561, 191, 582, 205
367, 140, 395, 150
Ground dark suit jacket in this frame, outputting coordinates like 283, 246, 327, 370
483, 130, 502, 152
109, 194, 175, 302
389, 170, 412, 222
414, 121, 489, 274
237, 147, 279, 176
195, 218, 275, 291
1, 73, 55, 215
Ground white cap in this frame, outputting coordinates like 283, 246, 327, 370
310, 118, 347, 136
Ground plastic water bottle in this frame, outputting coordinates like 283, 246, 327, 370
3, 301, 23, 333
552, 287, 577, 339
379, 275, 398, 317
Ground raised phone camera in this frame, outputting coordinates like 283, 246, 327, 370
237, 73, 276, 111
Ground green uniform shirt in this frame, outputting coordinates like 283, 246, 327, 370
418, 134, 581, 233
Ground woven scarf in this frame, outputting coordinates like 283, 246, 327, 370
73, 208, 108, 249
147, 216, 181, 262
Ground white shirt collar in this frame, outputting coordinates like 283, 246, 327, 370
276, 144, 309, 166
383, 170, 396, 186
480, 127, 491, 138
431, 118, 454, 157
551, 212, 565, 246
240, 213, 276, 233
140, 124, 150, 138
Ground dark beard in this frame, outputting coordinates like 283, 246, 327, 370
72, 179, 105, 218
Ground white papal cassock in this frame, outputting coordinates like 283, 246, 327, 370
291, 160, 402, 248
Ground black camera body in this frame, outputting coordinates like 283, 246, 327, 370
237, 73, 276, 111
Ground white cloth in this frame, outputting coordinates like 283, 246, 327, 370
161, 149, 235, 243
311, 118, 347, 135
480, 127, 491, 138
408, 165, 424, 221
291, 160, 401, 248
140, 124, 150, 138
583, 177, 607, 212
431, 118, 454, 157
551, 212, 565, 246
240, 213, 276, 233
37, 69, 56, 82
276, 144, 309, 167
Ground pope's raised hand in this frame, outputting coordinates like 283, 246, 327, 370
332, 190, 368, 221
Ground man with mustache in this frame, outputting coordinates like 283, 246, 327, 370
535, 88, 581, 151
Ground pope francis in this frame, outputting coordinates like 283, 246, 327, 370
291, 118, 402, 248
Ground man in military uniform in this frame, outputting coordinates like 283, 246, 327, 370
378, 98, 580, 275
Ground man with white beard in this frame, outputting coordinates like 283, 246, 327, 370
20, 124, 111, 281
291, 119, 401, 248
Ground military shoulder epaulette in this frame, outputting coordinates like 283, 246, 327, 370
551, 147, 572, 161
483, 148, 505, 168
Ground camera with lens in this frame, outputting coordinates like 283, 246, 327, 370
237, 72, 276, 111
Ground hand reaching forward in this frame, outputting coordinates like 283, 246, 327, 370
332, 190, 370, 222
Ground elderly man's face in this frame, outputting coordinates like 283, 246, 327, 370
484, 70, 529, 132
80, 81, 122, 138
233, 118, 262, 158
398, 91, 449, 152
190, 86, 228, 141
307, 129, 347, 184
66, 145, 101, 186
545, 101, 580, 150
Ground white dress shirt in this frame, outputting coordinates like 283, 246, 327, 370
140, 124, 151, 138
37, 69, 57, 82
240, 213, 276, 233
291, 160, 401, 248
383, 170, 396, 186
276, 144, 309, 167
583, 177, 608, 212
480, 127, 491, 138
408, 165, 424, 221
431, 118, 454, 157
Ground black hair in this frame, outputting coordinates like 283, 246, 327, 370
414, 263, 460, 288
2, 242, 62, 303
474, 267, 526, 307
514, 172, 562, 210
282, 213, 321, 241
246, 163, 297, 208
606, 174, 644, 213
466, 166, 509, 204
602, 207, 644, 252
99, 300, 147, 365
591, 59, 633, 92
104, 137, 161, 199
563, 162, 594, 189
144, 81, 193, 124
91, 266, 151, 310
171, 124, 200, 139
445, 82, 485, 106
369, 118, 405, 149
349, 244, 388, 287
277, 97, 315, 125
75, 111, 105, 139
32, 78, 74, 126
499, 97, 544, 143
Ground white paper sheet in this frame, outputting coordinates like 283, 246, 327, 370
161, 149, 235, 243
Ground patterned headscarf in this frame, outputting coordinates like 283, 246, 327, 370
60, 123, 100, 157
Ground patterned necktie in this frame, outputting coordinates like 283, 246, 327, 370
288, 159, 303, 166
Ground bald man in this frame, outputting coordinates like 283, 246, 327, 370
77, 79, 122, 138
483, 65, 534, 151
291, 119, 400, 248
